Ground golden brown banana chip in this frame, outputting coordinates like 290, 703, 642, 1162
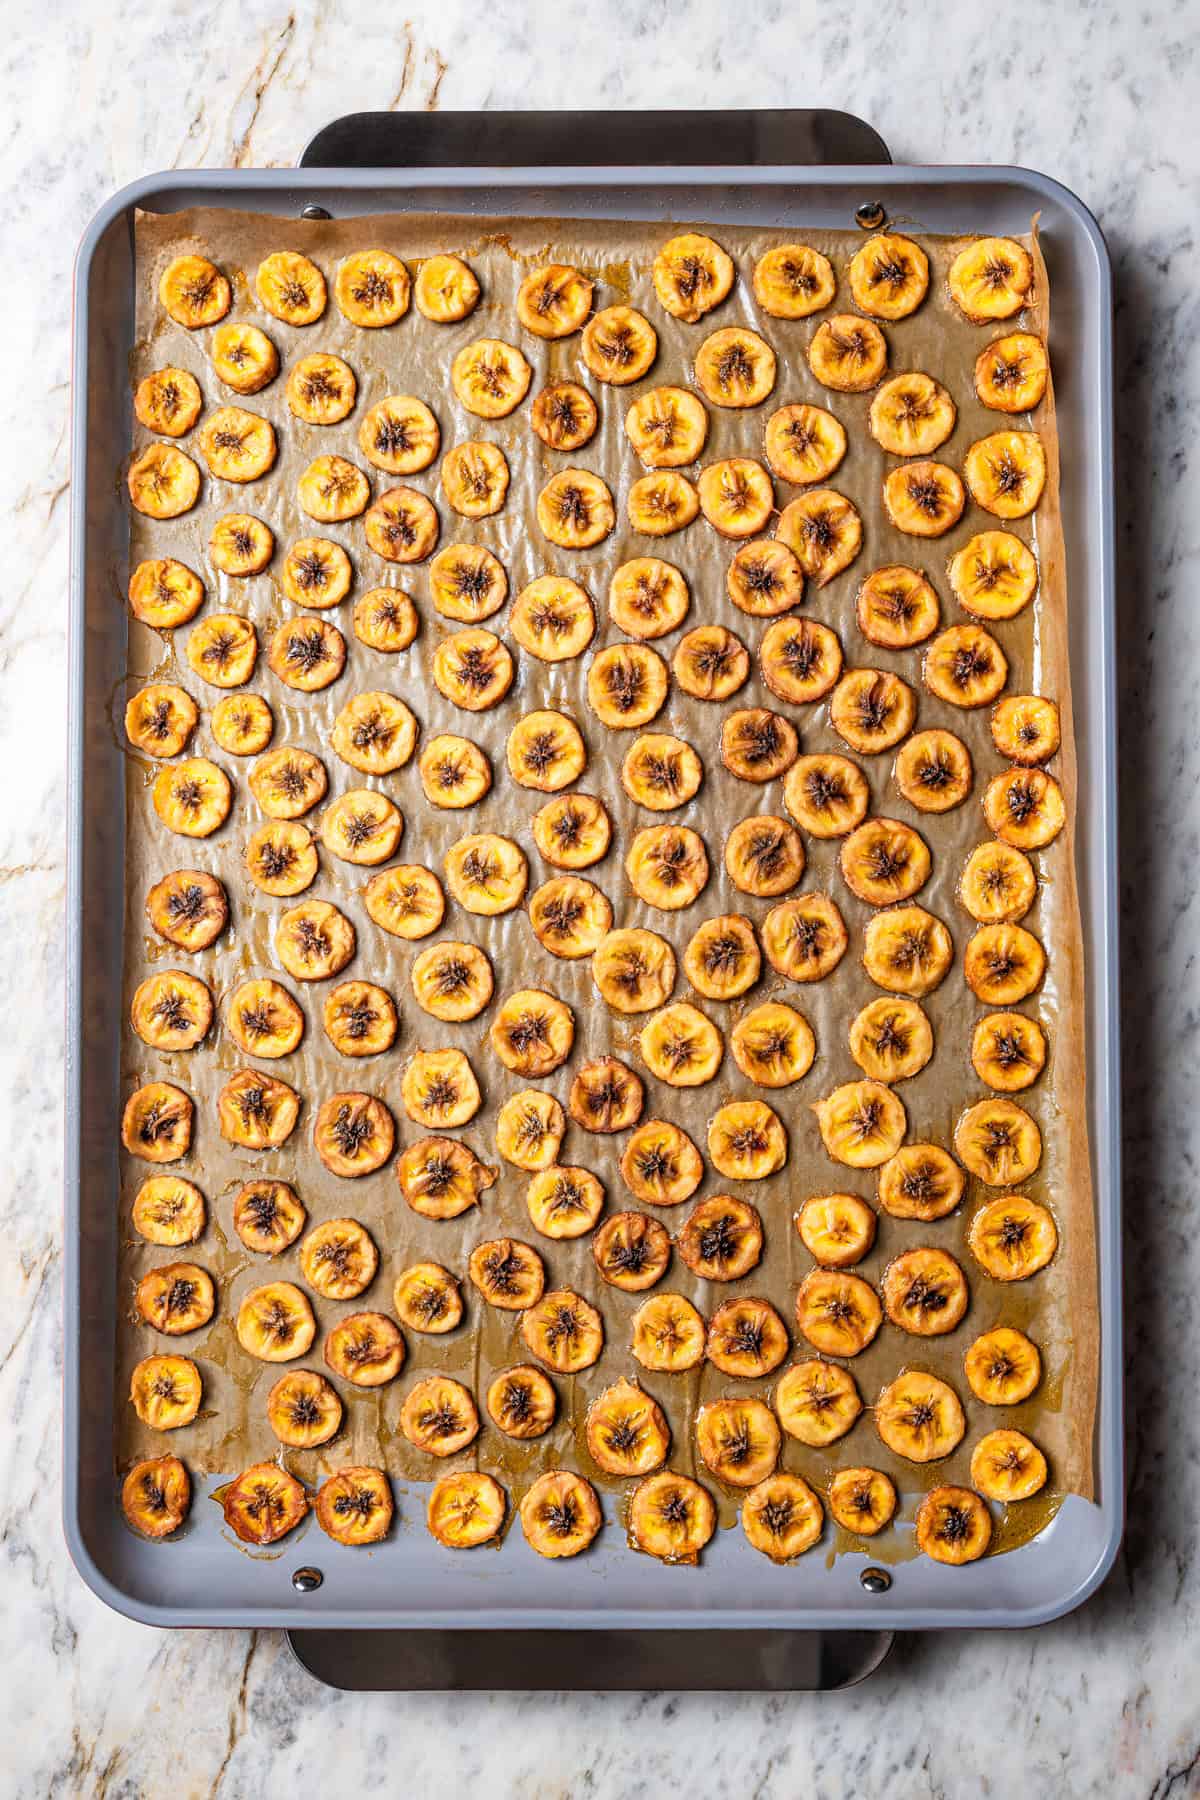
964, 430, 1047, 519
954, 1098, 1042, 1187
776, 488, 863, 586
440, 440, 509, 518
135, 1262, 215, 1335
652, 231, 734, 321
964, 922, 1046, 1005
894, 729, 974, 813
275, 898, 355, 982
495, 1090, 566, 1173
697, 457, 775, 538
759, 616, 842, 708
586, 1378, 671, 1477
530, 793, 610, 871
948, 529, 1038, 620
625, 386, 709, 467
316, 1467, 393, 1546
211, 322, 278, 394
145, 869, 227, 953
185, 613, 258, 689
761, 892, 849, 983
730, 1000, 815, 1087
429, 543, 507, 622
124, 685, 199, 760
256, 251, 325, 324
321, 789, 403, 866
582, 305, 658, 384
683, 914, 761, 1000
160, 253, 231, 327
948, 236, 1034, 322
331, 691, 418, 773
592, 1211, 671, 1292
486, 1365, 556, 1438
490, 988, 575, 1076
783, 754, 870, 839
134, 366, 202, 437
129, 1354, 203, 1430
507, 709, 587, 789
971, 1429, 1047, 1502
364, 485, 440, 563
128, 444, 200, 519
638, 1000, 723, 1087
519, 1471, 602, 1558
724, 816, 806, 898
975, 331, 1049, 413
225, 976, 304, 1059
199, 407, 277, 483
882, 1246, 969, 1337
358, 395, 439, 475
765, 402, 847, 485
131, 1175, 206, 1247
984, 767, 1066, 849
232, 1179, 306, 1256
419, 733, 492, 808
521, 1289, 604, 1374
812, 1080, 906, 1169
627, 470, 699, 537
568, 1055, 645, 1133
123, 1456, 191, 1539
128, 557, 205, 629
286, 353, 356, 425
235, 1281, 314, 1362
250, 747, 327, 820
427, 1472, 506, 1550
924, 623, 1009, 709
626, 825, 709, 912
991, 695, 1061, 766
776, 1359, 862, 1446
743, 1473, 825, 1563
964, 1326, 1042, 1405
862, 904, 954, 998
631, 1471, 717, 1563
727, 538, 805, 616
444, 833, 528, 915
323, 1312, 406, 1387
883, 459, 965, 538
621, 734, 703, 812
856, 564, 940, 649
876, 1371, 965, 1463
706, 1296, 789, 1378
849, 232, 929, 319
869, 371, 956, 457
414, 253, 480, 323
410, 939, 492, 1021
511, 576, 596, 662
400, 1376, 480, 1458
300, 1217, 379, 1301
401, 1048, 482, 1130
708, 1100, 786, 1181
268, 618, 347, 691
876, 1144, 963, 1222
266, 1370, 342, 1449
631, 1292, 706, 1371
364, 864, 445, 940
312, 1091, 395, 1176
213, 694, 274, 757
619, 1119, 704, 1208
516, 263, 593, 338
720, 708, 799, 783
121, 1081, 194, 1164
677, 1195, 763, 1282
839, 817, 931, 906
828, 1468, 897, 1537
848, 996, 933, 1084
958, 840, 1037, 925
673, 625, 750, 700
400, 1139, 498, 1221
609, 557, 690, 638
971, 1010, 1047, 1093
450, 337, 532, 417
915, 1486, 992, 1564
531, 381, 599, 450
753, 242, 836, 317
525, 1166, 605, 1240
795, 1193, 877, 1268
808, 314, 887, 392
694, 328, 776, 409
537, 468, 615, 549
695, 1397, 779, 1488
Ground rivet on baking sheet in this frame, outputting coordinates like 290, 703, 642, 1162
301, 205, 332, 222
859, 1566, 892, 1594
855, 201, 886, 230
292, 1565, 324, 1592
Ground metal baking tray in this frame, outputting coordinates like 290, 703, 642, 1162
66, 111, 1121, 1635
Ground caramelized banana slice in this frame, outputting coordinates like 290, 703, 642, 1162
520, 1471, 602, 1558
878, 1144, 964, 1222
776, 488, 863, 586
496, 1091, 567, 1173
753, 242, 836, 317
731, 1001, 815, 1088
129, 1354, 202, 1430
401, 1137, 498, 1220
916, 1486, 992, 1564
268, 618, 347, 691
324, 1311, 406, 1386
256, 251, 325, 324
882, 1246, 969, 1336
569, 1055, 644, 1133
145, 869, 227, 954
972, 1429, 1047, 1501
632, 1471, 716, 1563
365, 864, 445, 940
653, 232, 734, 321
622, 734, 703, 811
275, 899, 355, 982
626, 825, 709, 911
857, 564, 940, 649
419, 733, 492, 809
394, 1263, 464, 1335
532, 381, 599, 450
593, 927, 677, 1013
696, 1397, 779, 1488
796, 1269, 882, 1357
213, 694, 274, 757
964, 923, 1046, 1005
639, 1001, 722, 1086
185, 613, 257, 689
776, 1359, 862, 1446
508, 709, 587, 789
250, 747, 327, 820
593, 1211, 671, 1291
627, 471, 699, 537
588, 645, 669, 732
313, 1091, 395, 1177
517, 263, 593, 337
984, 767, 1066, 849
813, 1081, 906, 1169
267, 1370, 342, 1448
321, 789, 403, 866
964, 1326, 1042, 1405
532, 793, 611, 870
128, 443, 200, 519
863, 904, 954, 998
954, 1098, 1042, 1186
765, 403, 847, 485
235, 1281, 315, 1362
132, 1175, 206, 1247
400, 1376, 480, 1457
128, 557, 205, 629
869, 371, 956, 456
876, 1370, 965, 1462
451, 337, 532, 417
829, 1467, 897, 1537
743, 1473, 824, 1563
468, 1238, 545, 1310
884, 460, 965, 538
135, 366, 202, 437
991, 695, 1060, 767
948, 236, 1034, 322
199, 407, 276, 483
427, 1472, 506, 1549
795, 1193, 877, 1268
972, 1010, 1047, 1093
232, 1178, 306, 1255
759, 617, 843, 708
486, 1365, 557, 1439
160, 253, 231, 327
441, 440, 510, 518
331, 690, 418, 775
131, 970, 213, 1051
247, 813, 316, 889
444, 832, 528, 915
300, 1217, 379, 1301
694, 328, 776, 410
625, 386, 708, 468
121, 1082, 193, 1163
401, 1048, 482, 1129
678, 1194, 763, 1282
632, 1293, 706, 1371
849, 996, 933, 1083
316, 1467, 393, 1546
959, 841, 1037, 924
964, 431, 1046, 519
537, 468, 615, 548
840, 817, 931, 906
335, 248, 409, 326
364, 486, 440, 563
724, 816, 806, 898
850, 233, 929, 319
218, 1069, 300, 1148
582, 304, 658, 384
123, 1456, 191, 1539
783, 754, 870, 839
357, 395, 439, 476
975, 332, 1049, 413
226, 976, 304, 1058
684, 914, 761, 1000
411, 940, 493, 1021
586, 1378, 670, 1476
286, 353, 356, 425
211, 322, 278, 394
808, 314, 887, 392
521, 1289, 604, 1373
415, 253, 480, 323
609, 558, 690, 639
429, 544, 507, 623
511, 576, 596, 662
762, 893, 849, 983
727, 538, 805, 617
698, 457, 775, 538
894, 729, 973, 813
708, 1100, 786, 1181
925, 623, 1008, 709
721, 708, 798, 783
948, 529, 1038, 619
490, 988, 575, 1075
135, 1262, 215, 1335
619, 1119, 704, 1207
707, 1296, 789, 1378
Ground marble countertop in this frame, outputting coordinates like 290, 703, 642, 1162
5, 0, 1196, 1790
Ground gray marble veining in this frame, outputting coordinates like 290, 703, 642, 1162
4, 0, 1199, 1791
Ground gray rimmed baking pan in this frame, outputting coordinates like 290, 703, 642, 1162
67, 111, 1120, 1637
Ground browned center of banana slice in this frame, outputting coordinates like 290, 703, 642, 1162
765, 403, 847, 486
639, 1001, 723, 1086
948, 236, 1034, 322
135, 366, 202, 437
877, 1144, 965, 1221
678, 1194, 763, 1281
486, 1364, 557, 1438
134, 1261, 215, 1335
862, 904, 954, 998
759, 616, 843, 705
363, 485, 441, 565
131, 1175, 206, 1247
128, 557, 205, 629
983, 767, 1066, 849
399, 1137, 498, 1220
695, 1397, 779, 1488
468, 1238, 546, 1309
761, 893, 849, 983
268, 618, 347, 691
427, 1472, 507, 1550
569, 1055, 645, 1133
519, 1471, 602, 1558
652, 232, 734, 322
631, 1292, 707, 1371
286, 353, 356, 425
894, 728, 974, 813
964, 1325, 1042, 1405
323, 1313, 406, 1387
582, 305, 658, 385
129, 1354, 203, 1430
122, 1457, 192, 1539
794, 1269, 883, 1357
706, 1296, 789, 1378
316, 1467, 394, 1546
954, 1098, 1042, 1186
849, 232, 929, 320
619, 1119, 704, 1207
694, 328, 776, 409
592, 1211, 671, 1291
400, 1376, 480, 1457
585, 1378, 671, 1477
631, 1471, 717, 1564
776, 489, 863, 586
808, 315, 888, 392
856, 564, 940, 649
783, 755, 870, 839
875, 1371, 965, 1463
753, 243, 836, 318
775, 1359, 863, 1446
322, 980, 398, 1057
683, 914, 761, 1000
625, 386, 709, 468
720, 707, 799, 783
924, 623, 1009, 709
532, 382, 599, 450
882, 1246, 970, 1336
828, 1467, 897, 1537
218, 1069, 300, 1149
915, 1486, 992, 1564
160, 253, 232, 328
357, 395, 439, 476
521, 1289, 605, 1373
975, 332, 1049, 413
516, 263, 593, 338
743, 1473, 825, 1563
490, 988, 575, 1075
525, 1165, 605, 1240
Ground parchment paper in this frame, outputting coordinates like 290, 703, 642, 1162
115, 205, 1097, 1556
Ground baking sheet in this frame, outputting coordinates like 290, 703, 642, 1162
116, 205, 1097, 1556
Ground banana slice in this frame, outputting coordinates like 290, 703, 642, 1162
268, 618, 347, 691
753, 243, 836, 317
743, 1473, 824, 1563
145, 869, 228, 953
529, 876, 613, 958
135, 366, 202, 437
521, 1289, 604, 1373
400, 1376, 480, 1457
948, 236, 1033, 322
828, 1467, 897, 1537
250, 747, 327, 820
516, 263, 593, 338
440, 440, 510, 518
883, 460, 965, 538
831, 668, 916, 754
876, 1371, 965, 1462
334, 251, 409, 325
274, 898, 356, 982
131, 1175, 206, 1247
964, 431, 1047, 518
849, 996, 933, 1084
991, 695, 1061, 767
968, 1194, 1057, 1279
130, 971, 212, 1051
725, 547, 801, 628
331, 691, 418, 775
520, 1472, 602, 1558
984, 767, 1066, 849
694, 328, 776, 409
357, 395, 439, 476
585, 1378, 671, 1476
696, 1398, 780, 1488
211, 322, 277, 394
975, 332, 1049, 413
427, 1472, 506, 1549
795, 1269, 882, 1357
127, 444, 200, 519
323, 1312, 406, 1387
619, 1119, 704, 1206
869, 372, 956, 456
525, 1165, 605, 1239
849, 233, 929, 319
971, 1429, 1047, 1502
490, 988, 574, 1075
959, 841, 1037, 924
444, 833, 528, 915
725, 817, 806, 898
468, 1238, 545, 1308
433, 628, 515, 713
581, 305, 658, 384
419, 733, 492, 809
678, 1195, 763, 1281
286, 353, 356, 425
321, 789, 403, 867
313, 1091, 395, 1176
510, 576, 596, 663
232, 1179, 306, 1255
532, 793, 611, 869
882, 1246, 969, 1336
674, 624, 750, 699
759, 616, 843, 704
731, 1001, 815, 1087
839, 817, 931, 906
296, 452, 369, 522
185, 613, 258, 689
683, 914, 761, 1000
925, 623, 1009, 709
496, 1091, 566, 1172
129, 1355, 202, 1431
765, 403, 847, 485
214, 693, 273, 757
300, 1217, 378, 1301
450, 337, 532, 418
235, 1281, 314, 1362
218, 1070, 300, 1149
639, 1001, 723, 1085
707, 1100, 787, 1181
625, 386, 709, 467
631, 1292, 706, 1371
415, 254, 480, 323
775, 1359, 862, 1446
653, 232, 734, 321
948, 529, 1038, 620
627, 471, 699, 536
316, 1467, 393, 1546
608, 558, 690, 640
626, 825, 709, 911
592, 1211, 671, 1291
915, 1486, 992, 1564
964, 1326, 1042, 1405
783, 755, 870, 840
863, 904, 954, 998
128, 557, 205, 629
720, 708, 799, 783
225, 977, 303, 1059
955, 1098, 1042, 1187
266, 1370, 342, 1448
486, 1365, 556, 1438
401, 1048, 482, 1129
569, 1055, 644, 1133
894, 728, 974, 813
877, 1144, 964, 1222
813, 1081, 906, 1169
762, 893, 849, 983
622, 734, 703, 812
857, 564, 940, 649
536, 468, 615, 549
507, 709, 587, 789
429, 544, 508, 623
399, 1137, 498, 1221
964, 923, 1046, 1005
972, 1010, 1047, 1092
698, 458, 776, 538
365, 865, 444, 940
706, 1296, 789, 1378
631, 1472, 716, 1564
393, 1262, 463, 1335
134, 1262, 214, 1335
593, 928, 676, 1013
161, 253, 231, 327
123, 1457, 191, 1539
152, 758, 232, 839
531, 382, 599, 450
364, 486, 440, 563
796, 1192, 877, 1268
776, 488, 863, 586
808, 315, 888, 391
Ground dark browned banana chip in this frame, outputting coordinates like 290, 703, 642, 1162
568, 1056, 646, 1134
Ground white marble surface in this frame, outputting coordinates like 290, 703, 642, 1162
4, 0, 1197, 1790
